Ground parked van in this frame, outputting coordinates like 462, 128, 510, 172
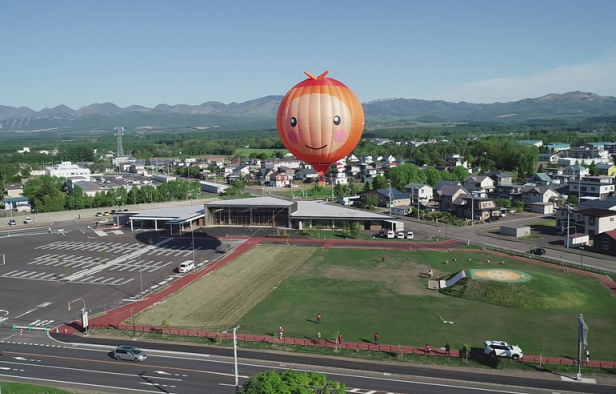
177, 260, 195, 273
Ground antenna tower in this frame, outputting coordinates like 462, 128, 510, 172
115, 126, 124, 157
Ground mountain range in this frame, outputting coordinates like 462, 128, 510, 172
1, 91, 616, 135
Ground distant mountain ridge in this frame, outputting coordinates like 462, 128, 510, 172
1, 91, 616, 134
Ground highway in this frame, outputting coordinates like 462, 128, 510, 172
1, 331, 613, 394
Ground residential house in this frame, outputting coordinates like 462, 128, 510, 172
268, 171, 290, 188
592, 230, 616, 255
256, 167, 273, 183
538, 153, 559, 164
596, 163, 616, 177
444, 154, 469, 168
434, 180, 461, 191
403, 183, 433, 203
294, 167, 319, 182
261, 158, 303, 170
4, 184, 23, 198
520, 186, 560, 204
485, 171, 512, 186
232, 165, 251, 178
570, 176, 615, 201
492, 184, 524, 200
436, 185, 469, 214
579, 208, 616, 237
562, 165, 589, 181
462, 175, 494, 195
527, 173, 554, 186
362, 188, 410, 208
458, 196, 500, 223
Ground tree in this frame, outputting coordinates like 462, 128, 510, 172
362, 181, 372, 192
364, 194, 379, 210
241, 370, 345, 394
333, 183, 346, 198
372, 175, 388, 190
349, 222, 361, 238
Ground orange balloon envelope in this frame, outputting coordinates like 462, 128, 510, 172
277, 71, 364, 174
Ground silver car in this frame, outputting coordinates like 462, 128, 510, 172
113, 346, 147, 362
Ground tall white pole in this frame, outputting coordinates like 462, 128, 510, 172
233, 325, 240, 392
566, 204, 571, 248
471, 193, 475, 226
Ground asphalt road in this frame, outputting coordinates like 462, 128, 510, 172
1, 331, 611, 394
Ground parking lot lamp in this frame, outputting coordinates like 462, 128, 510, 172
68, 298, 88, 336
233, 325, 240, 392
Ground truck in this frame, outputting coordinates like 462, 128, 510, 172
382, 220, 404, 232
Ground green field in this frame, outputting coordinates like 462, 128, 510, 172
135, 246, 616, 361
0, 382, 75, 394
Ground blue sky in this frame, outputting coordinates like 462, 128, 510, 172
3, 0, 616, 110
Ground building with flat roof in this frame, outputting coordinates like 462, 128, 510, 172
46, 161, 91, 181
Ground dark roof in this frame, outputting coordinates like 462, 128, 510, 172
578, 196, 616, 210
485, 171, 510, 179
376, 188, 408, 200
437, 185, 468, 197
578, 208, 616, 218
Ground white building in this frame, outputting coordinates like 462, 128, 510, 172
46, 161, 91, 181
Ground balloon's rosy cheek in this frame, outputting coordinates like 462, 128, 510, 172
288, 131, 300, 144
333, 129, 347, 143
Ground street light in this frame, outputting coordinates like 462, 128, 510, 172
136, 245, 143, 296
233, 324, 240, 392
470, 191, 480, 226
68, 298, 88, 336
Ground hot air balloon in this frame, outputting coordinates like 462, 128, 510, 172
276, 71, 364, 175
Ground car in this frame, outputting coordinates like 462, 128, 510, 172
396, 232, 405, 239
110, 209, 117, 213
177, 260, 195, 273
406, 231, 414, 239
113, 345, 147, 362
8, 219, 16, 226
386, 230, 395, 239
24, 217, 32, 224
531, 247, 546, 256
484, 340, 523, 360
95, 212, 103, 217
103, 212, 111, 216
123, 209, 129, 212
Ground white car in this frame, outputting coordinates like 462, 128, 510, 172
386, 230, 395, 239
396, 232, 405, 239
177, 260, 195, 273
24, 217, 32, 224
406, 231, 414, 239
484, 340, 523, 360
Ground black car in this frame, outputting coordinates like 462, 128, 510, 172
531, 247, 546, 255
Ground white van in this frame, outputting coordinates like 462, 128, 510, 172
386, 230, 395, 239
406, 231, 414, 239
177, 260, 195, 273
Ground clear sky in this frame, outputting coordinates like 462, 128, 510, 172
3, 0, 616, 110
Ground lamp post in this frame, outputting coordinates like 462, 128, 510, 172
470, 191, 479, 226
388, 179, 392, 215
137, 245, 143, 296
233, 324, 240, 392
68, 298, 88, 336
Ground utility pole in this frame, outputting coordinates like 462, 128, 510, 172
388, 179, 392, 215
577, 314, 588, 380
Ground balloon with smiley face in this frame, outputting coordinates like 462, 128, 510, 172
276, 71, 364, 175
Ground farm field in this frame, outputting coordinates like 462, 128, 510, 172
134, 245, 616, 361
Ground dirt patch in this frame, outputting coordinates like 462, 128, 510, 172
133, 245, 318, 329
320, 264, 443, 297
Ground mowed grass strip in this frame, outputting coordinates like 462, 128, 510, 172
134, 245, 317, 329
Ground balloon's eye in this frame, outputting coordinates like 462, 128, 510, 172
333, 115, 341, 126
290, 117, 297, 127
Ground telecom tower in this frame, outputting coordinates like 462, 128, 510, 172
115, 126, 124, 157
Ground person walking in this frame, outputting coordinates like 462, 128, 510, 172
317, 313, 321, 324
337, 333, 343, 346
278, 326, 284, 339
586, 349, 590, 365
428, 268, 433, 278
445, 342, 451, 356
374, 332, 380, 345
425, 344, 431, 354
317, 331, 321, 342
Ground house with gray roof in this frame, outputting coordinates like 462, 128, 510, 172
527, 173, 554, 186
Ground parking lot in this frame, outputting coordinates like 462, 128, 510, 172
0, 227, 232, 331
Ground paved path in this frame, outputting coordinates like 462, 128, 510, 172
56, 236, 616, 370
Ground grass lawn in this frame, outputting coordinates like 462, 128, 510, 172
0, 382, 75, 393
238, 248, 616, 361
134, 245, 317, 329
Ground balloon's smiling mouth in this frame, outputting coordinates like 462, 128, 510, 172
305, 144, 327, 150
